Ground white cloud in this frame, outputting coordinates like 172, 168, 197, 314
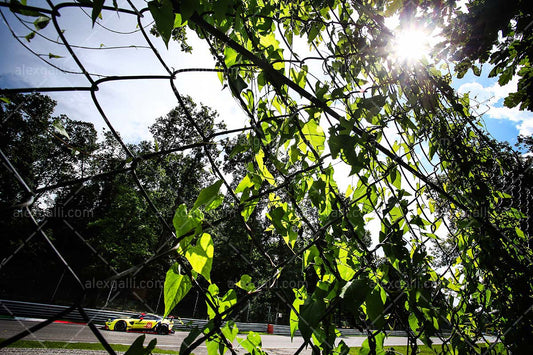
1, 3, 249, 144
457, 76, 533, 136
517, 118, 533, 136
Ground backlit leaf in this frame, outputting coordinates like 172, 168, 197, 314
148, 0, 174, 46
164, 263, 192, 317
186, 233, 214, 281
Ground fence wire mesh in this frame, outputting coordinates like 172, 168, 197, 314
0, 1, 532, 354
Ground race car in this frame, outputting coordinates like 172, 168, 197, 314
105, 313, 174, 334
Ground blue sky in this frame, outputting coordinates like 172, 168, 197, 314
452, 67, 530, 148
1, 2, 531, 150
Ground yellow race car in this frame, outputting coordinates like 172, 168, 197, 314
105, 313, 174, 334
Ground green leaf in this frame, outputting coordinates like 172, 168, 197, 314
206, 285, 237, 319
9, 0, 43, 17
124, 335, 157, 355
366, 288, 386, 328
498, 67, 514, 86
290, 67, 307, 89
237, 332, 263, 354
229, 141, 248, 158
387, 166, 402, 189
334, 341, 351, 355
33, 16, 50, 30
328, 132, 345, 159
164, 263, 192, 317
235, 174, 253, 194
337, 135, 364, 175
360, 95, 386, 115
221, 321, 239, 343
179, 0, 197, 22
503, 91, 523, 108
185, 233, 214, 281
331, 86, 345, 99
174, 13, 186, 28
256, 149, 275, 185
52, 119, 70, 139
48, 53, 63, 59
340, 278, 371, 315
91, 0, 105, 25
384, 0, 403, 16
224, 46, 238, 67
192, 180, 223, 211
408, 313, 420, 334
359, 332, 386, 355
259, 32, 278, 50
145, 338, 157, 353
299, 298, 326, 342
212, 0, 233, 20
229, 73, 248, 95
206, 338, 220, 355
241, 200, 258, 222
290, 287, 307, 339
148, 0, 174, 47
301, 119, 325, 155
25, 31, 36, 42
337, 247, 356, 281
1, 97, 12, 104
206, 283, 220, 319
173, 204, 203, 239
455, 59, 471, 79
221, 288, 237, 307
268, 206, 286, 234
179, 327, 202, 354
236, 274, 255, 292
308, 23, 321, 43
315, 82, 329, 101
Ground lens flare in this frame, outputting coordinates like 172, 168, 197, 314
391, 28, 432, 62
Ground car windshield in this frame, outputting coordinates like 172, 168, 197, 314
143, 315, 160, 320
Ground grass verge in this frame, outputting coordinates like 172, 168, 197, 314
349, 343, 508, 354
0, 339, 179, 354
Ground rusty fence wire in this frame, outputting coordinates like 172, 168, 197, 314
0, 1, 532, 354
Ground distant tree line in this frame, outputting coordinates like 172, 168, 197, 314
0, 93, 313, 321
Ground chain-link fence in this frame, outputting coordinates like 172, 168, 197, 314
1, 1, 532, 354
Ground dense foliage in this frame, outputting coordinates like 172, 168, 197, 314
146, 0, 532, 353
1, 0, 532, 354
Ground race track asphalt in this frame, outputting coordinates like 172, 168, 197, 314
0, 319, 463, 354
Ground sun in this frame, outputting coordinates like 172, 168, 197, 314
391, 28, 432, 62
